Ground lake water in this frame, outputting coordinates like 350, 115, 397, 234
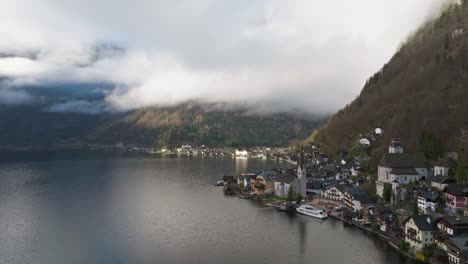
0, 155, 409, 264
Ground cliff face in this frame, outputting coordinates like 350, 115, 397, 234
313, 2, 468, 158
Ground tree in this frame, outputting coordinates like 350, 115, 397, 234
296, 193, 303, 204
287, 187, 295, 202
399, 240, 409, 252
419, 131, 443, 160
413, 199, 419, 215
383, 184, 392, 203
456, 148, 468, 184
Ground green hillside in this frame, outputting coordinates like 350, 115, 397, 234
313, 2, 468, 160
82, 104, 322, 148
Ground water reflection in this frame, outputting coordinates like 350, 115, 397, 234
0, 157, 406, 264
234, 157, 248, 175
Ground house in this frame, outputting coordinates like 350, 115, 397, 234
445, 184, 468, 213
436, 217, 468, 237
404, 215, 436, 250
376, 152, 428, 197
322, 184, 347, 201
417, 190, 441, 213
434, 157, 456, 177
235, 149, 249, 158
338, 164, 351, 179
375, 127, 383, 136
251, 172, 275, 196
274, 173, 298, 197
306, 180, 323, 196
445, 237, 468, 264
452, 28, 464, 39
359, 138, 371, 147
431, 176, 457, 191
237, 173, 256, 188
343, 188, 372, 212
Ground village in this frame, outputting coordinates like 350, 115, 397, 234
217, 131, 468, 264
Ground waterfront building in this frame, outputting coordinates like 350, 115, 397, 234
343, 188, 372, 212
237, 173, 256, 188
403, 215, 436, 250
251, 172, 275, 196
274, 173, 298, 197
436, 217, 468, 237
322, 184, 347, 201
445, 237, 468, 264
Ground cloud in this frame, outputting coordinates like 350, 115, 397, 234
46, 100, 108, 114
0, 0, 451, 114
0, 86, 33, 105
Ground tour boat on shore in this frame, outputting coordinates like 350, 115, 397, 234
296, 204, 328, 219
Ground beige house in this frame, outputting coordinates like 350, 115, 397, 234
404, 215, 436, 250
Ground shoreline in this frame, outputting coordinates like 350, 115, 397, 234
226, 191, 424, 263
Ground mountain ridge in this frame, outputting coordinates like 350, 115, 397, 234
312, 2, 468, 160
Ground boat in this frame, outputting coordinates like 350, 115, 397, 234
214, 180, 224, 187
274, 202, 296, 213
296, 204, 328, 219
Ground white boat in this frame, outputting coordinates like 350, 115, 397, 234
296, 204, 328, 219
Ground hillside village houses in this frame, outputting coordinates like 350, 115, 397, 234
219, 137, 468, 262
376, 139, 429, 198
417, 190, 441, 214
444, 184, 468, 213
404, 215, 436, 250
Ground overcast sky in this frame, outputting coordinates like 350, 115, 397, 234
0, 0, 450, 114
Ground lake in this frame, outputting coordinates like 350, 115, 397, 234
0, 155, 409, 264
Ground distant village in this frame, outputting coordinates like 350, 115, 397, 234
214, 130, 468, 264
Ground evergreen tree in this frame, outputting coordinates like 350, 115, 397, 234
287, 187, 295, 202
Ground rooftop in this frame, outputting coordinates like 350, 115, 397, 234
434, 157, 456, 168
406, 215, 436, 231
379, 153, 428, 168
390, 167, 419, 175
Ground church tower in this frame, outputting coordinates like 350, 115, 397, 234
297, 148, 307, 198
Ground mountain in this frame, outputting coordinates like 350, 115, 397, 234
81, 104, 322, 148
0, 105, 105, 148
0, 102, 322, 149
313, 2, 468, 160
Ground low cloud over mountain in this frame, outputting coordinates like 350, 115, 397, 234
0, 0, 450, 114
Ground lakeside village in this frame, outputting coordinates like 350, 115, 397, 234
216, 137, 468, 264
87, 143, 288, 159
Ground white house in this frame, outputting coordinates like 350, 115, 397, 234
359, 138, 371, 147
344, 188, 372, 212
375, 127, 383, 136
322, 184, 347, 201
274, 173, 298, 197
376, 152, 428, 196
434, 157, 456, 177
431, 176, 456, 191
235, 149, 249, 158
417, 190, 440, 214
404, 215, 436, 250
